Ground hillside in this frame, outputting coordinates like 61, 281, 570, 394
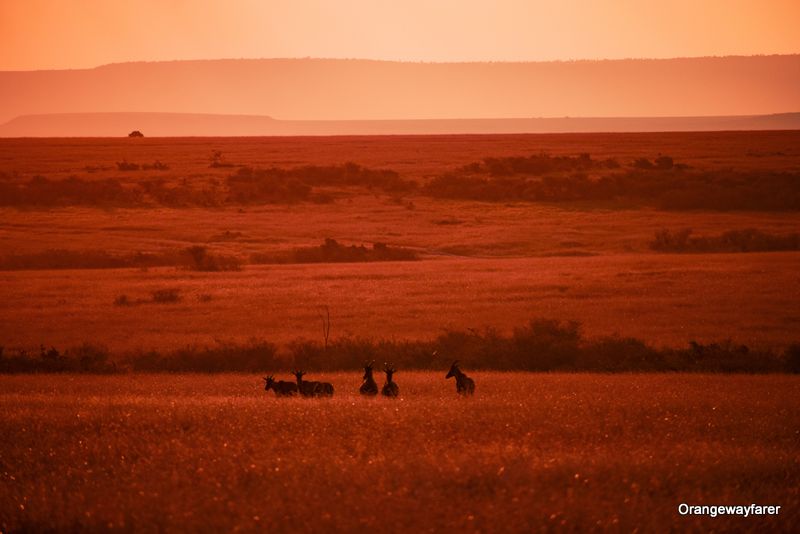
0, 56, 798, 127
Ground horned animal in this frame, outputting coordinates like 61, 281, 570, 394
359, 361, 378, 396
293, 370, 334, 398
263, 375, 297, 397
381, 363, 399, 398
445, 360, 475, 396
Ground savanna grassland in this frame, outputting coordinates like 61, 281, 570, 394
0, 131, 799, 354
1, 132, 799, 530
1, 373, 798, 532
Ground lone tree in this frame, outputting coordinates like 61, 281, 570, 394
128, 130, 144, 138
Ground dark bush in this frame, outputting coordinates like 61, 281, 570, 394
142, 160, 169, 170
151, 288, 181, 303
0, 249, 185, 270
651, 228, 800, 253
2, 326, 796, 373
116, 160, 140, 171
0, 344, 115, 373
786, 344, 800, 374
184, 246, 242, 271
291, 238, 418, 263
424, 164, 800, 211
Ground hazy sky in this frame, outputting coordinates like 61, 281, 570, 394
1, 0, 799, 70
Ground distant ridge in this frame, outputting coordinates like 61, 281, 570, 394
1, 111, 799, 137
0, 56, 798, 126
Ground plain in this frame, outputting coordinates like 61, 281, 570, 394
1, 372, 798, 532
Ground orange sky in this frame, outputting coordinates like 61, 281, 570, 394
1, 0, 799, 70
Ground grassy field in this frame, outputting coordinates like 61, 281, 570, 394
1, 253, 798, 351
1, 131, 799, 530
1, 373, 797, 532
1, 132, 799, 353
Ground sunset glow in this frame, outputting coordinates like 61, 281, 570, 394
1, 0, 799, 70
1, 1, 799, 532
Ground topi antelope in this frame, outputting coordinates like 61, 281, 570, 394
359, 361, 378, 396
263, 375, 297, 397
381, 363, 399, 398
445, 361, 475, 396
293, 370, 334, 398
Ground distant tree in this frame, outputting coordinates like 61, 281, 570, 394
128, 130, 144, 138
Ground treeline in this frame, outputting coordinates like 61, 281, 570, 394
0, 240, 417, 271
252, 238, 418, 264
0, 162, 415, 208
424, 153, 800, 211
651, 228, 800, 253
425, 168, 800, 211
228, 162, 414, 204
2, 320, 798, 374
0, 247, 231, 271
459, 153, 621, 176
3, 155, 799, 211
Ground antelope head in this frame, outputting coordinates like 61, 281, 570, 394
384, 362, 396, 380
363, 360, 375, 380
445, 360, 460, 379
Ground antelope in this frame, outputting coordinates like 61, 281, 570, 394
263, 375, 297, 397
445, 361, 475, 396
316, 380, 334, 397
381, 363, 399, 398
293, 370, 334, 398
359, 361, 378, 396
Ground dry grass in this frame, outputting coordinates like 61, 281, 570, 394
0, 134, 798, 352
0, 253, 797, 352
2, 129, 799, 532
1, 131, 798, 181
0, 373, 797, 532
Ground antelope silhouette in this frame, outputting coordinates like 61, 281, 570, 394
293, 370, 334, 398
316, 380, 334, 397
263, 375, 297, 397
359, 361, 378, 396
381, 363, 399, 398
445, 361, 475, 396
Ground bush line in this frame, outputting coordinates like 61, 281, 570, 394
2, 320, 798, 374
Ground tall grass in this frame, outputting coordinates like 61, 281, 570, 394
1, 373, 797, 531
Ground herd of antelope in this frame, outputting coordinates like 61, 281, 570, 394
263, 360, 474, 398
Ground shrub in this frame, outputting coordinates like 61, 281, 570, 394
0, 343, 115, 373
114, 294, 131, 306
183, 246, 242, 271
151, 288, 181, 303
651, 228, 800, 253
116, 160, 140, 171
786, 344, 800, 374
651, 228, 693, 251
142, 160, 169, 170
654, 156, 674, 170
2, 327, 795, 373
291, 239, 418, 263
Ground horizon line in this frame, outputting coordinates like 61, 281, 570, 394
3, 52, 799, 73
